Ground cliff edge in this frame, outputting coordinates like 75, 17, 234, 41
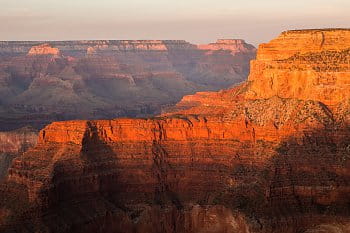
0, 29, 349, 233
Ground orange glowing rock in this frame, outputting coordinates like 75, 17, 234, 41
27, 43, 60, 56
1, 29, 349, 233
246, 29, 350, 105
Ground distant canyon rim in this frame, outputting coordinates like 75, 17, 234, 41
0, 39, 256, 131
0, 28, 349, 233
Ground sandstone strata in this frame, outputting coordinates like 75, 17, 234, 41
246, 29, 350, 105
198, 39, 256, 54
0, 127, 37, 179
0, 39, 256, 130
27, 44, 60, 56
0, 29, 349, 233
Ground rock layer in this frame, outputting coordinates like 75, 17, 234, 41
0, 29, 349, 233
246, 29, 350, 105
198, 39, 255, 54
27, 44, 60, 56
0, 127, 37, 180
0, 39, 256, 130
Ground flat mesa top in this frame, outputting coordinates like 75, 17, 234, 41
283, 28, 350, 33
0, 40, 192, 46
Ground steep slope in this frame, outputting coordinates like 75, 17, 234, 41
246, 29, 350, 105
169, 29, 350, 115
0, 39, 256, 130
0, 127, 38, 179
0, 29, 349, 233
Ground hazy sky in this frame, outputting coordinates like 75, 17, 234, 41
0, 0, 349, 45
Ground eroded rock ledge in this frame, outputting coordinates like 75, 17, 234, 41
0, 29, 349, 233
27, 44, 60, 56
0, 39, 256, 130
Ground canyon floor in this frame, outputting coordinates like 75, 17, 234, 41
0, 29, 349, 233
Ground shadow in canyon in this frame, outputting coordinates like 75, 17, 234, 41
216, 126, 350, 232
1, 125, 350, 233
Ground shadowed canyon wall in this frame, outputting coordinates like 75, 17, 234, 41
0, 29, 349, 233
0, 39, 256, 131
0, 127, 37, 180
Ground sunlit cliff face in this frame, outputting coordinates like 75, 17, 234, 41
246, 29, 350, 105
27, 44, 61, 56
0, 39, 256, 131
0, 29, 349, 233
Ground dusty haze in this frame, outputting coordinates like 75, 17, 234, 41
1, 0, 349, 45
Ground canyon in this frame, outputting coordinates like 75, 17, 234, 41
0, 39, 256, 131
0, 127, 37, 179
0, 29, 349, 233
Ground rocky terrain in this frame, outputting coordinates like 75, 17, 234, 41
0, 127, 37, 179
0, 39, 256, 131
0, 29, 349, 233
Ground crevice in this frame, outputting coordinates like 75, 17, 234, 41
151, 139, 183, 210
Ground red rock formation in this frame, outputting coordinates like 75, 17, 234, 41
27, 43, 60, 56
0, 29, 349, 233
170, 29, 350, 114
0, 39, 256, 130
0, 127, 38, 153
0, 127, 37, 179
246, 29, 350, 105
198, 39, 256, 54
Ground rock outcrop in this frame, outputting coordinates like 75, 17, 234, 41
0, 127, 37, 179
246, 29, 350, 105
170, 29, 350, 114
0, 29, 349, 233
27, 44, 60, 56
198, 39, 255, 54
0, 39, 256, 130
